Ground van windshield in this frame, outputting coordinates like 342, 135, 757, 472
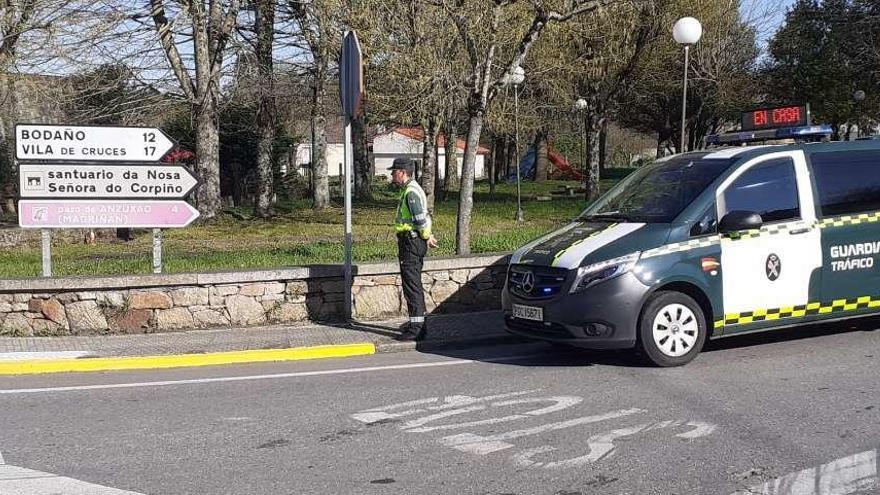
579, 156, 732, 223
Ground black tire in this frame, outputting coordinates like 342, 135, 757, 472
637, 291, 706, 367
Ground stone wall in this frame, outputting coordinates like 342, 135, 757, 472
0, 255, 509, 336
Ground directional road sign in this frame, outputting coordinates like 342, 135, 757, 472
340, 31, 364, 119
18, 163, 198, 199
19, 200, 200, 228
15, 124, 175, 162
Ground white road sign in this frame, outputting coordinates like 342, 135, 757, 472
15, 124, 175, 162
19, 163, 198, 198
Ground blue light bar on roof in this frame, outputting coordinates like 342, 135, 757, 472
706, 125, 833, 146
775, 124, 834, 138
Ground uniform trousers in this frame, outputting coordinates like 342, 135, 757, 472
397, 232, 427, 327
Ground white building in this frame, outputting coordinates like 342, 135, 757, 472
293, 126, 489, 179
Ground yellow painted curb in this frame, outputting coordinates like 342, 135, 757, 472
0, 343, 377, 375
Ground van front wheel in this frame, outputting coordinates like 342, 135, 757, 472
637, 291, 706, 367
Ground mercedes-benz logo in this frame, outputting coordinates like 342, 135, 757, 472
521, 271, 536, 293
766, 253, 781, 281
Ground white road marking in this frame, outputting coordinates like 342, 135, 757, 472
0, 354, 544, 395
401, 405, 486, 430
439, 408, 646, 455
0, 464, 144, 494
0, 351, 95, 361
513, 420, 717, 470
351, 390, 536, 424
405, 396, 583, 433
731, 449, 878, 495
354, 391, 719, 470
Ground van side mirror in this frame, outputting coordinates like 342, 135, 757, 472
719, 211, 763, 234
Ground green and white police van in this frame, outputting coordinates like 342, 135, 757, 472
503, 119, 880, 366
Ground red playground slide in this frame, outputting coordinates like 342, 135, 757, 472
548, 149, 584, 181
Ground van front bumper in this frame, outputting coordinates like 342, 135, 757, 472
502, 271, 650, 349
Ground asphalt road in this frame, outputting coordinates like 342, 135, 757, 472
2, 319, 880, 495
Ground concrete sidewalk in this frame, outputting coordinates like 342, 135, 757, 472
0, 311, 520, 374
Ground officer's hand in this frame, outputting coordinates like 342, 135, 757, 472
427, 235, 439, 249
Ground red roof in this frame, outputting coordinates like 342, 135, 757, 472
390, 126, 491, 155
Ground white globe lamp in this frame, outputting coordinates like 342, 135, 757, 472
673, 17, 703, 45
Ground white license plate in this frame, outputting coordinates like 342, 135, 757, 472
512, 304, 543, 322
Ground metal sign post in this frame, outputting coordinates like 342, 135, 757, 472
152, 229, 163, 274
340, 31, 364, 322
41, 229, 51, 277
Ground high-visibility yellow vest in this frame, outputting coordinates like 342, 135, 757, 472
394, 180, 432, 239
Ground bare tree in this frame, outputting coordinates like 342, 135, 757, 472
436, 0, 616, 254
253, 0, 277, 217
149, 0, 242, 220
352, 0, 468, 209
286, 0, 340, 210
0, 0, 80, 213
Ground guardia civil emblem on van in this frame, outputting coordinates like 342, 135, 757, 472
766, 254, 781, 281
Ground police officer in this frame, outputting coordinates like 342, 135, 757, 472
389, 157, 438, 341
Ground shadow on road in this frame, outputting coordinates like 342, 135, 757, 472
418, 314, 880, 369
703, 315, 880, 353
416, 340, 652, 369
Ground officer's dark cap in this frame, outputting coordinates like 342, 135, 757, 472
388, 157, 415, 174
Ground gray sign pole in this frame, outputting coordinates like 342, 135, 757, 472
343, 118, 353, 321
340, 30, 363, 322
152, 229, 163, 274
41, 229, 51, 277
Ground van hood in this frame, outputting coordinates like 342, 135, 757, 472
510, 221, 668, 270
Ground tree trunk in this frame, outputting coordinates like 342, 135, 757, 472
495, 136, 506, 185
353, 112, 372, 201
230, 162, 244, 206
443, 120, 458, 198
599, 120, 608, 174
434, 152, 444, 202
584, 112, 603, 202
494, 135, 506, 185
253, 0, 276, 218
488, 134, 497, 195
534, 130, 549, 181
421, 118, 439, 212
456, 113, 484, 255
0, 76, 17, 214
312, 66, 330, 209
194, 95, 222, 218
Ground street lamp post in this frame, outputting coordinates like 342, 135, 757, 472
854, 90, 866, 139
575, 98, 588, 193
673, 17, 702, 154
509, 66, 526, 222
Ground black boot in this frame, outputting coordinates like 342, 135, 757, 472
395, 322, 427, 341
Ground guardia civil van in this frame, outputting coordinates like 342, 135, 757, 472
503, 112, 880, 366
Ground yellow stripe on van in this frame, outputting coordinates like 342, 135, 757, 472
714, 294, 880, 329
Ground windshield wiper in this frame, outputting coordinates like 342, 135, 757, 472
584, 211, 632, 221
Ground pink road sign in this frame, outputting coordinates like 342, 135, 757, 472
19, 200, 200, 228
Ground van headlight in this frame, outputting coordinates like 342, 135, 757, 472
569, 252, 641, 294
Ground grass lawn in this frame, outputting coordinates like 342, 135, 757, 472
0, 177, 624, 278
